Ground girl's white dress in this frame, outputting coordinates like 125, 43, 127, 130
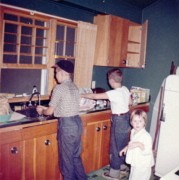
126, 128, 154, 180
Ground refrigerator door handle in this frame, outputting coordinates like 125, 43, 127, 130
160, 104, 165, 122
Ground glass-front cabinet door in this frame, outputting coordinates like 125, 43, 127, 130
2, 11, 50, 68
54, 23, 76, 64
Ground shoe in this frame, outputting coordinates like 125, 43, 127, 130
102, 172, 119, 180
120, 164, 130, 175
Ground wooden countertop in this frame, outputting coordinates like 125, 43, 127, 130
0, 103, 149, 131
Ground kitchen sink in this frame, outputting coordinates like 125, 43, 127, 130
16, 106, 55, 121
16, 106, 39, 118
0, 106, 56, 128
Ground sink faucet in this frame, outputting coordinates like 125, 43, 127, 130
29, 92, 41, 106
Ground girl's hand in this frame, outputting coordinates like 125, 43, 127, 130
119, 146, 128, 156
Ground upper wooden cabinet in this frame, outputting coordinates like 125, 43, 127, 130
0, 5, 78, 99
54, 23, 76, 61
93, 15, 128, 67
126, 20, 148, 68
0, 7, 51, 69
93, 15, 148, 68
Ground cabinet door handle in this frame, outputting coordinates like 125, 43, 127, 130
44, 139, 51, 146
103, 125, 107, 130
11, 147, 18, 154
122, 60, 126, 64
96, 127, 101, 132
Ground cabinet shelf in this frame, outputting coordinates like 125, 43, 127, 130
3, 52, 47, 57
1, 63, 47, 69
128, 40, 141, 44
127, 51, 140, 54
8, 94, 50, 103
54, 55, 75, 59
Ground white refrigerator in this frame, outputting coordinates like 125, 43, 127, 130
150, 75, 179, 177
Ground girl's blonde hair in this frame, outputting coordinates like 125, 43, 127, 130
130, 109, 148, 125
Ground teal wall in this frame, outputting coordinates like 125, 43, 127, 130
1, 0, 141, 22
1, 0, 179, 130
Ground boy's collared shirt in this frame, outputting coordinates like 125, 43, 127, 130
49, 79, 80, 117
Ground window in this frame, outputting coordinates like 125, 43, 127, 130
0, 6, 77, 100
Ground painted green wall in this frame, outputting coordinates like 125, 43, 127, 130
1, 0, 141, 22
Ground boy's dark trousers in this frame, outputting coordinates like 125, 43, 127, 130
57, 115, 87, 180
110, 113, 131, 171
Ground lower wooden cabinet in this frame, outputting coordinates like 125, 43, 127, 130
22, 122, 62, 180
0, 112, 111, 179
81, 110, 111, 173
0, 121, 62, 180
23, 133, 61, 180
0, 105, 149, 179
0, 141, 23, 180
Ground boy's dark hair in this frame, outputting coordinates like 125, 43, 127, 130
107, 68, 122, 83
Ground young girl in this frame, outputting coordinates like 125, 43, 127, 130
119, 109, 154, 180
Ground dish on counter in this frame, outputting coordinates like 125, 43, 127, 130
79, 88, 96, 111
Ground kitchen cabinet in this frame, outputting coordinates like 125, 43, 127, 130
0, 104, 149, 178
0, 121, 62, 180
0, 7, 51, 69
0, 111, 111, 178
0, 130, 23, 180
22, 123, 62, 180
81, 110, 111, 173
0, 5, 78, 99
0, 4, 95, 98
54, 22, 76, 62
93, 15, 128, 67
126, 20, 148, 68
93, 14, 148, 68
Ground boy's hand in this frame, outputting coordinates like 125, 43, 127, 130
36, 105, 46, 115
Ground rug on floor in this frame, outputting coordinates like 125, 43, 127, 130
87, 165, 160, 180
87, 165, 129, 180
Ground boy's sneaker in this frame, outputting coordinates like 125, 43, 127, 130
102, 172, 119, 180
120, 164, 130, 174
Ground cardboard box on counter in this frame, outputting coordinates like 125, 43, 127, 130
130, 86, 150, 105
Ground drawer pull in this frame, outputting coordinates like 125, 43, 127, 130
122, 60, 126, 64
103, 125, 107, 130
11, 147, 18, 154
44, 139, 51, 146
96, 127, 101, 132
